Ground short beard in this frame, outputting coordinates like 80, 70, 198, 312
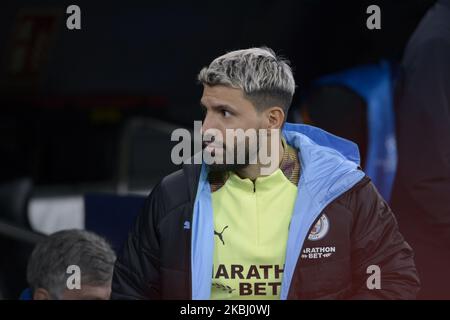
203, 136, 259, 173
207, 161, 249, 173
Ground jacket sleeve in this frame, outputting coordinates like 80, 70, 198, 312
348, 179, 421, 299
111, 183, 164, 300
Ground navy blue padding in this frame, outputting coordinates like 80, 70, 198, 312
84, 193, 146, 253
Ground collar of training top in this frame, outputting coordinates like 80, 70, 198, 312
208, 137, 300, 192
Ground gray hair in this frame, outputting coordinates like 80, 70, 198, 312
198, 47, 296, 117
27, 229, 116, 299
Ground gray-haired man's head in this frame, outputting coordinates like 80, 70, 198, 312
198, 47, 295, 117
27, 229, 116, 300
198, 47, 296, 173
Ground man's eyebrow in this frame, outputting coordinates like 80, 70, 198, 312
200, 102, 236, 111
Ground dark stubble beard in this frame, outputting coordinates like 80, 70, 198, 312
202, 134, 260, 173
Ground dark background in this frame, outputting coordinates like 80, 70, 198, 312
0, 0, 436, 187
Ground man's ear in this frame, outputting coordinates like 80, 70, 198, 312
33, 288, 51, 300
265, 106, 285, 129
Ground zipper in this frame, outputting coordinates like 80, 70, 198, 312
187, 164, 204, 299
187, 167, 200, 300
285, 212, 328, 299
187, 218, 192, 299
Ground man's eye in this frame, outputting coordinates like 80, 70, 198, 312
221, 110, 231, 117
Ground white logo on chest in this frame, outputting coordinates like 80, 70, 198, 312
308, 214, 330, 241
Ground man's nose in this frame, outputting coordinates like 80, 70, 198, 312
201, 112, 215, 135
201, 114, 222, 147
